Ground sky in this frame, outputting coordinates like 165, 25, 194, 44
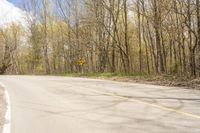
8, 0, 21, 7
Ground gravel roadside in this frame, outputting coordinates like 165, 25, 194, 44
0, 87, 6, 133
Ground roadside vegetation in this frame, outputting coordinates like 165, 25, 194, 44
59, 72, 200, 89
0, 0, 200, 88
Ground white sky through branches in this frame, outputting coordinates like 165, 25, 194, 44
0, 0, 27, 28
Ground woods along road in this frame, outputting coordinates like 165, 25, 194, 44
0, 76, 200, 133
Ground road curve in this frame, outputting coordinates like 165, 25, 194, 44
0, 75, 200, 133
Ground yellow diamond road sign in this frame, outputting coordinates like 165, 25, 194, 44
79, 59, 85, 66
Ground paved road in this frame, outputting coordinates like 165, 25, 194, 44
0, 76, 200, 133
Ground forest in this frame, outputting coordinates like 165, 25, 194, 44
0, 0, 200, 78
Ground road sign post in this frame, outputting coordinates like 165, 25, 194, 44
78, 58, 85, 74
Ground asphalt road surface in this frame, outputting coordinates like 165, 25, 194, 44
0, 76, 200, 133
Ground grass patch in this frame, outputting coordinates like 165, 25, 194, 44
61, 72, 148, 78
53, 72, 199, 89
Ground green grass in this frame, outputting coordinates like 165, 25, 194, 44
60, 72, 148, 78
50, 72, 198, 88
53, 72, 188, 81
